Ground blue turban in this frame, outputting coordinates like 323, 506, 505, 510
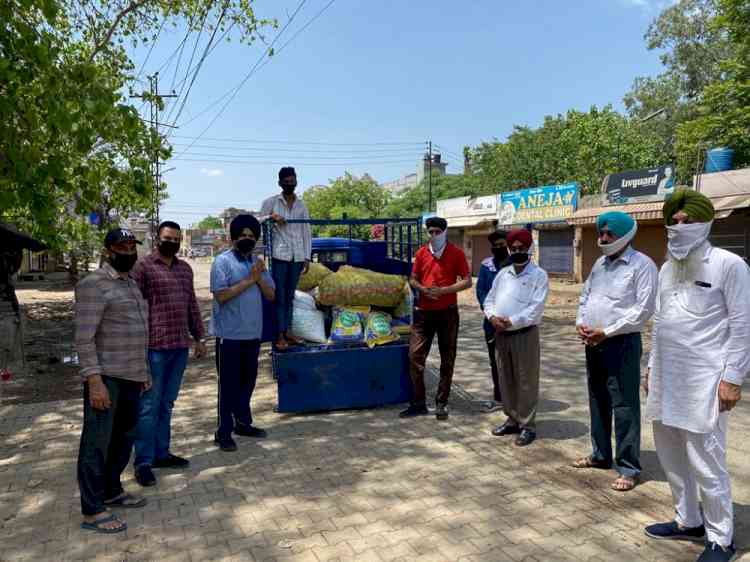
596, 211, 636, 238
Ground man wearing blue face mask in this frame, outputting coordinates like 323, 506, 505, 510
643, 190, 750, 562
210, 215, 276, 452
573, 211, 657, 492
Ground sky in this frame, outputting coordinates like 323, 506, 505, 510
128, 0, 674, 228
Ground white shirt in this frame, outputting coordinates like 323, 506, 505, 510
259, 194, 312, 262
484, 261, 549, 331
576, 246, 658, 337
646, 244, 750, 433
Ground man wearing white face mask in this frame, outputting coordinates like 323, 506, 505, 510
644, 189, 750, 562
573, 211, 657, 492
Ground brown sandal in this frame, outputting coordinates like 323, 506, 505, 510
611, 475, 638, 492
571, 456, 611, 469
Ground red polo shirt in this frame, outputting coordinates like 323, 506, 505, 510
412, 243, 470, 310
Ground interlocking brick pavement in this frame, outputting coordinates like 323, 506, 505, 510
1, 276, 748, 561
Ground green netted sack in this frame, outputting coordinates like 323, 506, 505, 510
297, 262, 333, 292
318, 266, 407, 307
364, 311, 399, 349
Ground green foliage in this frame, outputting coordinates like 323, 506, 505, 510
197, 216, 223, 230
0, 0, 269, 258
385, 174, 483, 217
303, 173, 390, 239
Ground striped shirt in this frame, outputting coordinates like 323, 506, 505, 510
74, 263, 149, 382
131, 251, 205, 349
259, 194, 312, 262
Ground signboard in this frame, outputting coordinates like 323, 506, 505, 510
498, 182, 578, 225
436, 195, 497, 218
604, 164, 675, 204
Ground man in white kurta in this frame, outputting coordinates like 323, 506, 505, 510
645, 189, 750, 562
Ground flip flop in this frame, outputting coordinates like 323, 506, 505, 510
81, 514, 127, 534
103, 493, 147, 508
571, 456, 612, 469
611, 475, 638, 492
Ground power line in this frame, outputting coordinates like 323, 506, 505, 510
172, 157, 418, 166
170, 134, 425, 147
175, 151, 424, 161
134, 17, 168, 82
169, 143, 425, 154
173, 0, 309, 142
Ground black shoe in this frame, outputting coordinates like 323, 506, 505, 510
234, 425, 267, 438
492, 421, 520, 436
399, 404, 429, 418
134, 465, 156, 487
697, 541, 737, 562
214, 433, 237, 452
514, 429, 536, 447
153, 453, 190, 469
644, 520, 706, 542
435, 403, 449, 421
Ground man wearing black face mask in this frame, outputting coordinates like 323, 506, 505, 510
476, 230, 510, 406
210, 215, 275, 452
260, 167, 312, 351
129, 221, 206, 487
75, 228, 151, 533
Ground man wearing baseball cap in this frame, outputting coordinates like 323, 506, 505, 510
75, 228, 151, 533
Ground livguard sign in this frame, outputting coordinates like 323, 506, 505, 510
498, 182, 578, 225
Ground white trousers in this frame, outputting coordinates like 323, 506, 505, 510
652, 417, 733, 546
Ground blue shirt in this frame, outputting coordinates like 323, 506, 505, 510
476, 256, 509, 337
210, 250, 275, 340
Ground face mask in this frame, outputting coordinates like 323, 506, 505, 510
236, 238, 256, 255
491, 247, 509, 262
510, 251, 529, 265
281, 183, 296, 194
597, 223, 637, 257
429, 231, 447, 257
109, 252, 138, 273
158, 240, 180, 258
666, 221, 712, 260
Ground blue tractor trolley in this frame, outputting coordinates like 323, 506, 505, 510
261, 217, 422, 414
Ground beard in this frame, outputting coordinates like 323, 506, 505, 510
664, 242, 706, 287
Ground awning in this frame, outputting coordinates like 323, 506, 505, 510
446, 216, 496, 229
567, 194, 745, 226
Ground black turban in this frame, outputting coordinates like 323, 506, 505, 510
230, 214, 261, 240
425, 216, 448, 231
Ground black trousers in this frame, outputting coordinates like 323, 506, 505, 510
216, 338, 260, 439
77, 376, 141, 516
585, 332, 642, 477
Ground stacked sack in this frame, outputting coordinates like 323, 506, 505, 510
318, 266, 406, 307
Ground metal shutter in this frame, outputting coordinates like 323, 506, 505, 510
539, 228, 574, 274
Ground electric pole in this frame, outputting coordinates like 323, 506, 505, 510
130, 72, 177, 242
427, 140, 433, 212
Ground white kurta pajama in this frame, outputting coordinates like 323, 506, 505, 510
646, 243, 750, 546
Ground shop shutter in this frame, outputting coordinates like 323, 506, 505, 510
539, 228, 574, 274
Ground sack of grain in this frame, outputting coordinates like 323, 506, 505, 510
297, 262, 333, 292
364, 311, 399, 349
318, 266, 406, 307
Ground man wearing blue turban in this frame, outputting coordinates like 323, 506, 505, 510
573, 211, 658, 492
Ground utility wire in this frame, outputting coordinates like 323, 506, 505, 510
175, 151, 424, 161
170, 134, 424, 147
172, 157, 418, 166
169, 143, 425, 154
134, 17, 168, 82
174, 0, 312, 132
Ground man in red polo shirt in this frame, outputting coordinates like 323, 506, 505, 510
400, 216, 471, 420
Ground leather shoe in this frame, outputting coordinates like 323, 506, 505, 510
515, 429, 536, 447
234, 425, 267, 438
135, 465, 156, 487
153, 453, 190, 469
435, 403, 449, 421
399, 404, 429, 418
492, 422, 520, 436
214, 433, 237, 452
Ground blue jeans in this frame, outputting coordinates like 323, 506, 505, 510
134, 348, 189, 468
272, 259, 305, 337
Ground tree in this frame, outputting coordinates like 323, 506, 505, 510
0, 0, 270, 259
197, 216, 223, 230
623, 0, 731, 166
677, 0, 750, 171
303, 173, 391, 239
385, 174, 483, 217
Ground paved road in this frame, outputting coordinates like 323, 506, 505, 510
0, 260, 748, 561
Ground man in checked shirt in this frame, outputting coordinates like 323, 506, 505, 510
75, 228, 151, 534
130, 221, 207, 488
